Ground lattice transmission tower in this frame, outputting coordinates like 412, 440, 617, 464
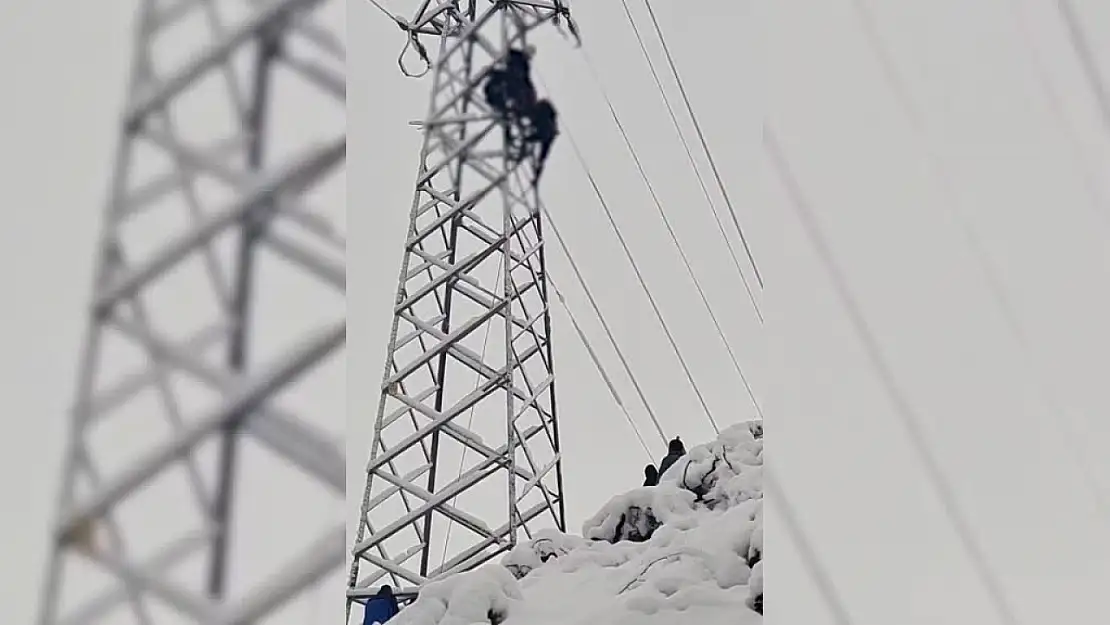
347, 1, 578, 620
38, 1, 346, 624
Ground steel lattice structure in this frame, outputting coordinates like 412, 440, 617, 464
347, 1, 577, 620
38, 1, 346, 624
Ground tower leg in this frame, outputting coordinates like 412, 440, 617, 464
38, 2, 347, 623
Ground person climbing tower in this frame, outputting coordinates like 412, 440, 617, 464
504, 48, 537, 112
483, 47, 537, 146
643, 463, 659, 487
657, 437, 686, 478
362, 585, 400, 625
521, 98, 558, 184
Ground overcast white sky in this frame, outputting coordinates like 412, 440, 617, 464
5, 0, 1110, 624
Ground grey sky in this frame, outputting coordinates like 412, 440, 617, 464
765, 0, 1110, 623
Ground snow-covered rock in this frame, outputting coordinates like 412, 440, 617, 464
390, 421, 764, 625
387, 565, 522, 625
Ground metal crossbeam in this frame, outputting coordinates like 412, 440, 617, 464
348, 1, 577, 621
38, 1, 346, 623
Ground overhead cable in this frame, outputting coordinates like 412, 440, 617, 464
852, 0, 1110, 525
1054, 0, 1110, 138
616, 0, 763, 323
538, 196, 669, 448
577, 47, 763, 422
639, 0, 765, 289
766, 126, 1022, 625
549, 274, 656, 459
562, 124, 722, 434
764, 468, 855, 625
1003, 0, 1110, 226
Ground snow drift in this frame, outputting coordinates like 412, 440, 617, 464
391, 421, 764, 625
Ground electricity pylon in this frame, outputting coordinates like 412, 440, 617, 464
347, 1, 577, 620
38, 1, 345, 624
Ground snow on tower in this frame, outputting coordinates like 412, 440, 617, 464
347, 1, 579, 620
38, 1, 346, 624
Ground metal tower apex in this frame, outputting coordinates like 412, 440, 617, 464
348, 0, 578, 621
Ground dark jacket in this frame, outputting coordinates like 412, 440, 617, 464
363, 586, 400, 625
657, 437, 686, 478
643, 464, 659, 487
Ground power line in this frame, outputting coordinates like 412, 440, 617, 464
576, 47, 764, 422
997, 3, 1110, 517
615, 0, 763, 323
851, 0, 1110, 524
638, 0, 764, 290
541, 201, 669, 450
764, 468, 855, 625
1002, 0, 1110, 227
549, 273, 657, 459
560, 120, 722, 434
765, 125, 1023, 625
1053, 0, 1110, 139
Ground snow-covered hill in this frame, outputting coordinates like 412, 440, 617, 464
391, 421, 764, 625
